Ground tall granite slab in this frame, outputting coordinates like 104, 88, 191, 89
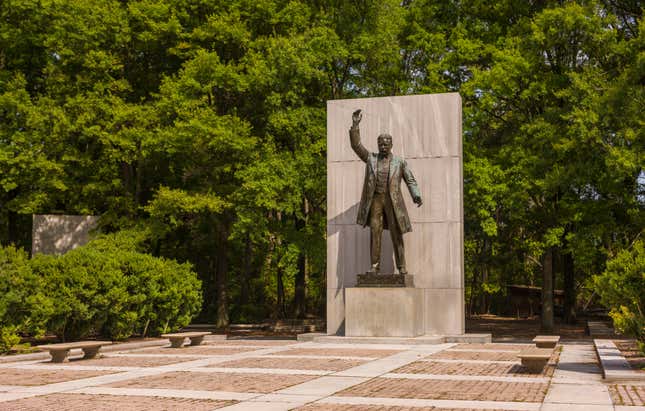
32, 215, 98, 255
327, 93, 464, 336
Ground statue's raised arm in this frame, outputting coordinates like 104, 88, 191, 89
349, 109, 369, 162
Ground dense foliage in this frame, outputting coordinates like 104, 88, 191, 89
0, 233, 201, 347
595, 240, 645, 343
0, 0, 642, 329
0, 245, 45, 352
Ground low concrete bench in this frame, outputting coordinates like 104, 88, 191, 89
587, 321, 614, 337
518, 348, 553, 373
533, 335, 560, 348
37, 341, 112, 363
161, 332, 211, 348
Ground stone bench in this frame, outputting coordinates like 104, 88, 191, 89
533, 335, 560, 348
37, 341, 112, 363
161, 332, 211, 348
518, 347, 553, 373
587, 321, 614, 337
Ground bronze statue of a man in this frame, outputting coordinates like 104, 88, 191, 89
349, 109, 422, 275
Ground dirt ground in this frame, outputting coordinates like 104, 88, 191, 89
465, 314, 591, 341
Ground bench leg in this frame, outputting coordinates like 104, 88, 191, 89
522, 359, 547, 373
535, 342, 556, 349
189, 336, 204, 346
169, 337, 185, 348
82, 346, 102, 359
50, 349, 70, 363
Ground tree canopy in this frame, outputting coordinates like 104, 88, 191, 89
1, 0, 642, 326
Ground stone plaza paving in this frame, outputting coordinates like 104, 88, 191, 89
0, 336, 644, 410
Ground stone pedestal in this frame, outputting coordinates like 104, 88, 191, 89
356, 273, 414, 287
345, 288, 424, 337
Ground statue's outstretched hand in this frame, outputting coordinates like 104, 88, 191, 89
352, 109, 362, 127
413, 196, 423, 207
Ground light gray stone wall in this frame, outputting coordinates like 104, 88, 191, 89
326, 93, 464, 336
32, 214, 99, 255
346, 288, 424, 337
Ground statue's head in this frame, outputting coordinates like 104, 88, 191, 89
377, 134, 393, 155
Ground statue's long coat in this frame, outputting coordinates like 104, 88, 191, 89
349, 126, 421, 234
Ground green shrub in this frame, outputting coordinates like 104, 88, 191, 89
31, 247, 125, 342
30, 231, 202, 341
0, 326, 21, 353
0, 245, 48, 353
594, 240, 645, 341
99, 250, 202, 339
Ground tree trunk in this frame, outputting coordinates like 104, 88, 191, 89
563, 250, 576, 324
273, 211, 286, 319
135, 154, 143, 208
240, 235, 252, 306
480, 239, 489, 313
262, 231, 277, 310
7, 210, 18, 246
541, 247, 554, 332
277, 266, 286, 318
468, 273, 477, 317
215, 224, 229, 328
294, 198, 309, 319
468, 241, 482, 316
295, 253, 306, 319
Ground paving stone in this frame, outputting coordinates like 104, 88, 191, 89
205, 340, 298, 346
108, 371, 317, 393
448, 349, 519, 353
125, 346, 259, 355
277, 376, 369, 396
0, 368, 118, 386
452, 344, 530, 351
0, 386, 24, 392
8, 363, 139, 373
540, 405, 614, 411
383, 373, 548, 384
551, 363, 603, 384
38, 355, 188, 367
73, 386, 256, 400
310, 343, 443, 351
217, 401, 300, 410
416, 359, 518, 365
0, 392, 37, 403
428, 351, 520, 361
249, 393, 322, 403
392, 361, 552, 377
318, 396, 540, 410
297, 404, 516, 411
544, 383, 612, 405
270, 348, 402, 358
609, 384, 645, 406
202, 366, 330, 376
335, 350, 432, 378
336, 377, 548, 402
213, 357, 366, 371
0, 393, 233, 410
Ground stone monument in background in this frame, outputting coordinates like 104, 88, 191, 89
326, 93, 464, 337
32, 214, 98, 255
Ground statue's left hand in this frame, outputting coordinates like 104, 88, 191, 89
413, 196, 423, 207
352, 109, 362, 126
